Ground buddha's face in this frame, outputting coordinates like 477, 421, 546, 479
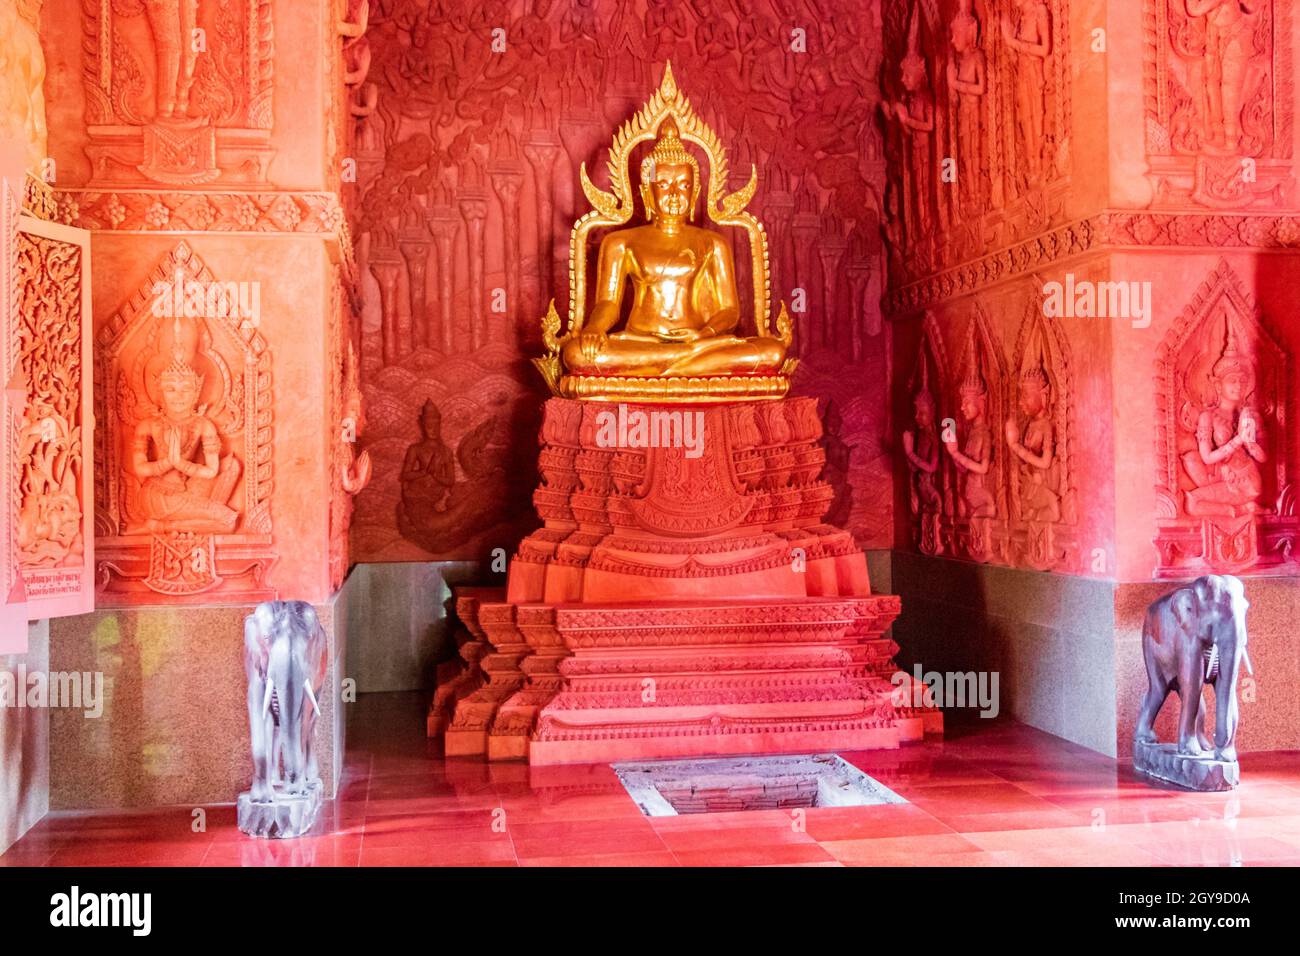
951, 17, 976, 53
648, 161, 693, 223
160, 373, 199, 421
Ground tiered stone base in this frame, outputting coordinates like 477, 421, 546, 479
432, 397, 941, 764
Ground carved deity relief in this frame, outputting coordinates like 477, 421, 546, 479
943, 308, 1005, 562
946, 1, 987, 215
1000, 0, 1052, 186
96, 243, 275, 601
1144, 1, 1291, 208
903, 316, 951, 556
1154, 260, 1296, 576
884, 4, 936, 242
80, 0, 276, 185
1005, 297, 1077, 570
881, 0, 1072, 285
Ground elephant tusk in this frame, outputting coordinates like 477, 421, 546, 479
304, 679, 320, 717
1242, 646, 1254, 677
1204, 644, 1219, 683
262, 677, 274, 718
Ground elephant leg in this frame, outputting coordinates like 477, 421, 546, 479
1135, 680, 1168, 744
1194, 693, 1212, 753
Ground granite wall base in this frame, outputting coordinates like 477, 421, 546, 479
0, 621, 50, 855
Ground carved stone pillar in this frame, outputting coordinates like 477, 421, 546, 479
458, 190, 490, 351
369, 250, 405, 366
489, 162, 525, 348
818, 230, 848, 354
427, 206, 459, 354
399, 233, 433, 351
523, 131, 561, 313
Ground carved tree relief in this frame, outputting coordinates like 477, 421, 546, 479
351, 0, 894, 559
1154, 259, 1297, 576
95, 241, 275, 602
1, 177, 28, 651
1143, 0, 1294, 209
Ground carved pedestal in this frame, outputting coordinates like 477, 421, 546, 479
426, 587, 496, 737
435, 397, 940, 764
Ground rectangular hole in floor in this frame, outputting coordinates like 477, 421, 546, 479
613, 753, 906, 817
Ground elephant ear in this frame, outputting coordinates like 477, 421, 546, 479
243, 604, 274, 677
1171, 590, 1198, 639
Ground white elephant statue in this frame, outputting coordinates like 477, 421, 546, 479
238, 601, 328, 837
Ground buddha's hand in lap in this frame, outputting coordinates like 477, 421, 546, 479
577, 331, 608, 361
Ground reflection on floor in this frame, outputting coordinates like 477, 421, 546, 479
5, 693, 1300, 867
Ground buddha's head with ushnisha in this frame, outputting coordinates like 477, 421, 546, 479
639, 118, 700, 224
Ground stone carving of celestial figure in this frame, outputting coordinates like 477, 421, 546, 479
0, 0, 48, 176
400, 399, 455, 514
1005, 357, 1061, 523
129, 318, 241, 533
884, 12, 934, 239
947, 1, 986, 208
903, 377, 942, 519
1185, 0, 1262, 152
559, 119, 786, 379
239, 601, 328, 838
944, 364, 996, 518
1181, 322, 1266, 518
1001, 0, 1051, 178
1135, 574, 1252, 790
140, 0, 204, 120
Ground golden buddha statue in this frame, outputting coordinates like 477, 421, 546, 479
536, 63, 794, 403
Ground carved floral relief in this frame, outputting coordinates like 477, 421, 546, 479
14, 215, 95, 614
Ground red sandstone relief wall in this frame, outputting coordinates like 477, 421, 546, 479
348, 0, 896, 564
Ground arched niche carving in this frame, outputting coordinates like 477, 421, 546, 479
944, 301, 1007, 562
902, 311, 953, 555
1153, 259, 1297, 576
94, 241, 276, 602
1006, 283, 1078, 571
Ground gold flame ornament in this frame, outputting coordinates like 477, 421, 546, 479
533, 62, 796, 404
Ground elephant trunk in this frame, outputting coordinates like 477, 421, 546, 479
1213, 620, 1245, 760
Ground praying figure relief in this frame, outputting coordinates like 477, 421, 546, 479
1005, 355, 1060, 525
945, 364, 996, 521
1186, 0, 1262, 152
1001, 0, 1051, 181
1154, 261, 1297, 577
884, 6, 935, 241
903, 355, 943, 555
947, 1, 987, 211
128, 316, 241, 534
1181, 319, 1266, 518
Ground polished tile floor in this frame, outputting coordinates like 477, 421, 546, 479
5, 693, 1300, 867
